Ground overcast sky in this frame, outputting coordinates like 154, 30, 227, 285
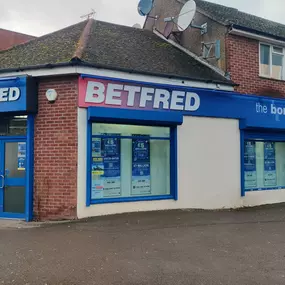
0, 0, 284, 36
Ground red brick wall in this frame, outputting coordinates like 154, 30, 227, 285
226, 34, 285, 98
0, 29, 35, 51
34, 76, 78, 220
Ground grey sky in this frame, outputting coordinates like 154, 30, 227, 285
0, 0, 284, 36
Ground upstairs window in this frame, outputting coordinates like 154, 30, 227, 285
260, 43, 284, 80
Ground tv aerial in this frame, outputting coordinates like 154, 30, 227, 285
163, 0, 207, 38
80, 9, 96, 20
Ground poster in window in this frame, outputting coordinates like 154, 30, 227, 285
91, 157, 104, 199
244, 141, 257, 189
17, 142, 26, 171
101, 135, 121, 198
91, 135, 121, 199
131, 136, 151, 196
264, 142, 277, 187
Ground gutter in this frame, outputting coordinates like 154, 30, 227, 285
229, 26, 285, 46
0, 59, 234, 86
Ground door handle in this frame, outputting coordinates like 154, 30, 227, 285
0, 175, 4, 189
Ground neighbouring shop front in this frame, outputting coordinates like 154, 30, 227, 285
77, 75, 285, 219
0, 76, 37, 221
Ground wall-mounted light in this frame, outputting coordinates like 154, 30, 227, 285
46, 89, 58, 104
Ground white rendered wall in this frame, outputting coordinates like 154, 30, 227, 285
77, 108, 243, 219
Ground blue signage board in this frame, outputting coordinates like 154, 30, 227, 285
0, 76, 37, 113
264, 142, 277, 187
132, 136, 151, 196
81, 75, 285, 131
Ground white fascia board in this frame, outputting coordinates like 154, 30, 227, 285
230, 28, 285, 47
0, 65, 234, 91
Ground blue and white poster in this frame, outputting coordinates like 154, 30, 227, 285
244, 141, 257, 189
264, 142, 277, 187
101, 135, 121, 198
91, 135, 121, 199
91, 156, 105, 199
17, 142, 26, 171
131, 136, 151, 196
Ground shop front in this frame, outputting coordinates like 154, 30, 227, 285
77, 74, 285, 219
0, 76, 37, 221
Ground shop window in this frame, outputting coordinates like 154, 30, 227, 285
260, 43, 284, 80
89, 123, 174, 203
0, 116, 27, 136
243, 136, 285, 191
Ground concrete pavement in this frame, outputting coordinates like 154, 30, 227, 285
1, 206, 285, 284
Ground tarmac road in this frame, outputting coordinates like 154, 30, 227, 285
1, 206, 285, 284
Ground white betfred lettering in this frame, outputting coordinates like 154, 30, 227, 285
124, 85, 141, 107
0, 88, 9, 102
170, 91, 185, 111
8, 87, 20, 101
139, 87, 154, 107
153, 89, 170, 109
85, 81, 105, 104
185, 92, 200, 111
105, 84, 123, 105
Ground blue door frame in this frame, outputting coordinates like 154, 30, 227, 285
0, 115, 34, 221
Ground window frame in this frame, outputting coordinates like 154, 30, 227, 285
259, 42, 285, 80
86, 121, 178, 206
241, 130, 285, 196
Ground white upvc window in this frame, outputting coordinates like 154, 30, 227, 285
260, 43, 285, 80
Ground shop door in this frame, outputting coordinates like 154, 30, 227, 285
0, 140, 26, 216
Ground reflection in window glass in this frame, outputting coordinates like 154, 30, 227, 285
244, 140, 285, 191
91, 123, 171, 201
260, 44, 270, 77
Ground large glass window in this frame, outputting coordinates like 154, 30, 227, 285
90, 123, 172, 202
244, 139, 285, 191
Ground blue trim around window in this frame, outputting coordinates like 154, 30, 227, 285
240, 130, 245, 197
241, 130, 285, 194
88, 107, 183, 126
87, 107, 179, 205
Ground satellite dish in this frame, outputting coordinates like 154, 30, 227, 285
133, 23, 142, 29
177, 0, 196, 31
137, 0, 154, 16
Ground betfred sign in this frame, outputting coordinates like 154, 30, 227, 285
0, 76, 37, 113
78, 77, 200, 111
0, 87, 21, 102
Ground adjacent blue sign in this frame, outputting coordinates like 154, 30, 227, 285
17, 142, 26, 171
132, 136, 151, 196
264, 142, 277, 187
0, 76, 37, 113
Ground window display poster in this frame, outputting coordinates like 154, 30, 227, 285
101, 136, 121, 198
17, 142, 26, 171
92, 138, 101, 157
91, 157, 104, 199
264, 142, 277, 187
132, 136, 151, 196
244, 141, 257, 189
91, 135, 121, 199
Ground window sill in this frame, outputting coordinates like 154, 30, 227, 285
89, 195, 175, 205
259, 75, 285, 82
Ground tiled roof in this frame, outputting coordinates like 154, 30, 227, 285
0, 19, 233, 85
194, 0, 285, 40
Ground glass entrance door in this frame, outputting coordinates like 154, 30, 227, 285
0, 140, 26, 216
